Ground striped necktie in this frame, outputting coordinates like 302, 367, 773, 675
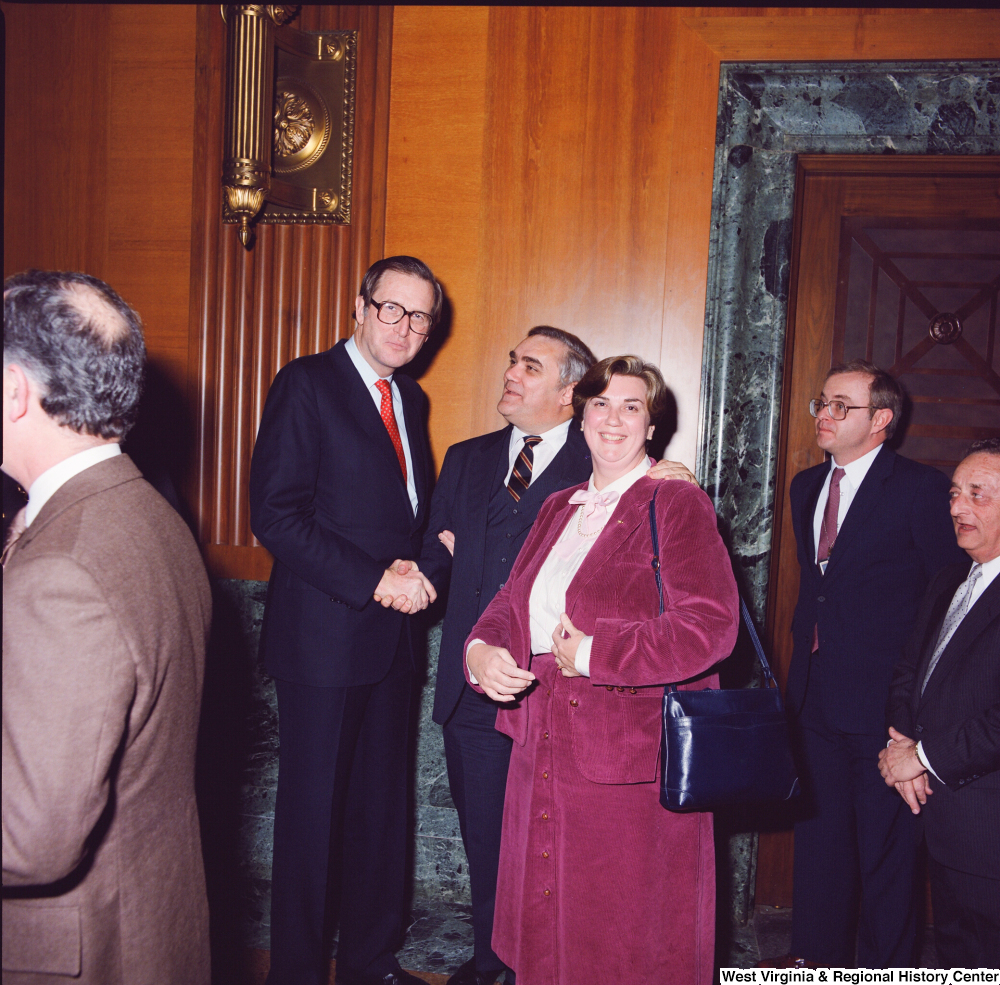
507, 436, 542, 501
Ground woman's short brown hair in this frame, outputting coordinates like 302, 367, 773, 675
571, 355, 668, 423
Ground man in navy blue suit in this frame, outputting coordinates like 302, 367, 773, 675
773, 360, 965, 970
250, 257, 441, 985
389, 327, 693, 985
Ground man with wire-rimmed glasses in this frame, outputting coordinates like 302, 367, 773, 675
761, 359, 964, 971
250, 256, 443, 985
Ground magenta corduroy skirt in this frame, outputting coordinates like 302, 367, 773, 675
492, 654, 716, 985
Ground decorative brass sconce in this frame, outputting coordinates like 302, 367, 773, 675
222, 5, 356, 247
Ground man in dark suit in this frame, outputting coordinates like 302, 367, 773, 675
249, 257, 441, 985
777, 360, 965, 969
880, 438, 1000, 969
390, 328, 692, 985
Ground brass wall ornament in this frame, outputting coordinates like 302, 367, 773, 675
222, 5, 355, 246
928, 312, 963, 345
273, 82, 330, 173
221, 5, 298, 246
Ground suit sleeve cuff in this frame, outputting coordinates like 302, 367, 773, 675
916, 741, 943, 783
574, 635, 593, 677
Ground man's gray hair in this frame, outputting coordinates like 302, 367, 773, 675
526, 326, 596, 386
967, 437, 1000, 458
3, 270, 146, 440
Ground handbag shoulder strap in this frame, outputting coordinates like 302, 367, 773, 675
648, 485, 779, 691
739, 596, 778, 689
648, 487, 664, 616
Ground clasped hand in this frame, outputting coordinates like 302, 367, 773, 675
878, 726, 933, 815
551, 613, 584, 677
373, 560, 437, 613
466, 643, 535, 702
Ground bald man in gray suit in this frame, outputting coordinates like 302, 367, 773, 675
2, 271, 211, 985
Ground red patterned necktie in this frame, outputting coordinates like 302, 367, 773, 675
375, 379, 407, 483
812, 466, 845, 653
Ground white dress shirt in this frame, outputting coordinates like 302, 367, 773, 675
812, 443, 883, 563
24, 443, 122, 526
345, 335, 418, 514
916, 554, 1000, 780
503, 419, 572, 488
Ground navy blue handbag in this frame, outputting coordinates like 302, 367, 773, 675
647, 489, 801, 812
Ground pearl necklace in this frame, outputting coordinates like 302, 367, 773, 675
576, 505, 601, 538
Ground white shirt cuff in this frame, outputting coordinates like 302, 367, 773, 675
916, 740, 942, 783
574, 635, 593, 677
466, 638, 486, 685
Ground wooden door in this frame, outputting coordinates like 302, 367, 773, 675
756, 156, 1000, 907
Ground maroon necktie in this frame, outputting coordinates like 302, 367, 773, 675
812, 467, 845, 653
375, 379, 407, 483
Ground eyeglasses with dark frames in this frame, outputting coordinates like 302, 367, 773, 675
808, 398, 870, 420
369, 299, 434, 336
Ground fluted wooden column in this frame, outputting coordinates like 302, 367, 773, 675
187, 4, 393, 579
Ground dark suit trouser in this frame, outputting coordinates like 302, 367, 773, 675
267, 638, 413, 985
443, 684, 513, 976
928, 857, 1000, 969
791, 683, 920, 968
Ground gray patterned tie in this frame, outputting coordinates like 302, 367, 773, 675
921, 563, 983, 695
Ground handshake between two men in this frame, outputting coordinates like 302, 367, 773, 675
373, 530, 455, 612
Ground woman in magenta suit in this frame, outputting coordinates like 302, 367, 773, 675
466, 356, 739, 985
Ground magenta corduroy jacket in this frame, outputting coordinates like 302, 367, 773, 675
468, 475, 740, 783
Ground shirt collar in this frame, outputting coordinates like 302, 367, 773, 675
511, 418, 572, 443
832, 442, 883, 487
26, 443, 122, 526
587, 455, 652, 498
975, 553, 1000, 588
345, 334, 392, 390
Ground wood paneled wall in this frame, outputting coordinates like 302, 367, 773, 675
6, 6, 999, 584
386, 7, 1000, 475
3, 4, 197, 395
187, 5, 394, 580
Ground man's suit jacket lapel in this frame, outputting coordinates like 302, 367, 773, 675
459, 426, 512, 585
399, 378, 431, 528
331, 343, 414, 521
823, 444, 894, 586
919, 566, 1000, 710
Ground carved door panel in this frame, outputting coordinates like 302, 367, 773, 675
835, 216, 999, 471
756, 156, 1000, 908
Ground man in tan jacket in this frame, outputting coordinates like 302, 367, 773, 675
2, 271, 212, 984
